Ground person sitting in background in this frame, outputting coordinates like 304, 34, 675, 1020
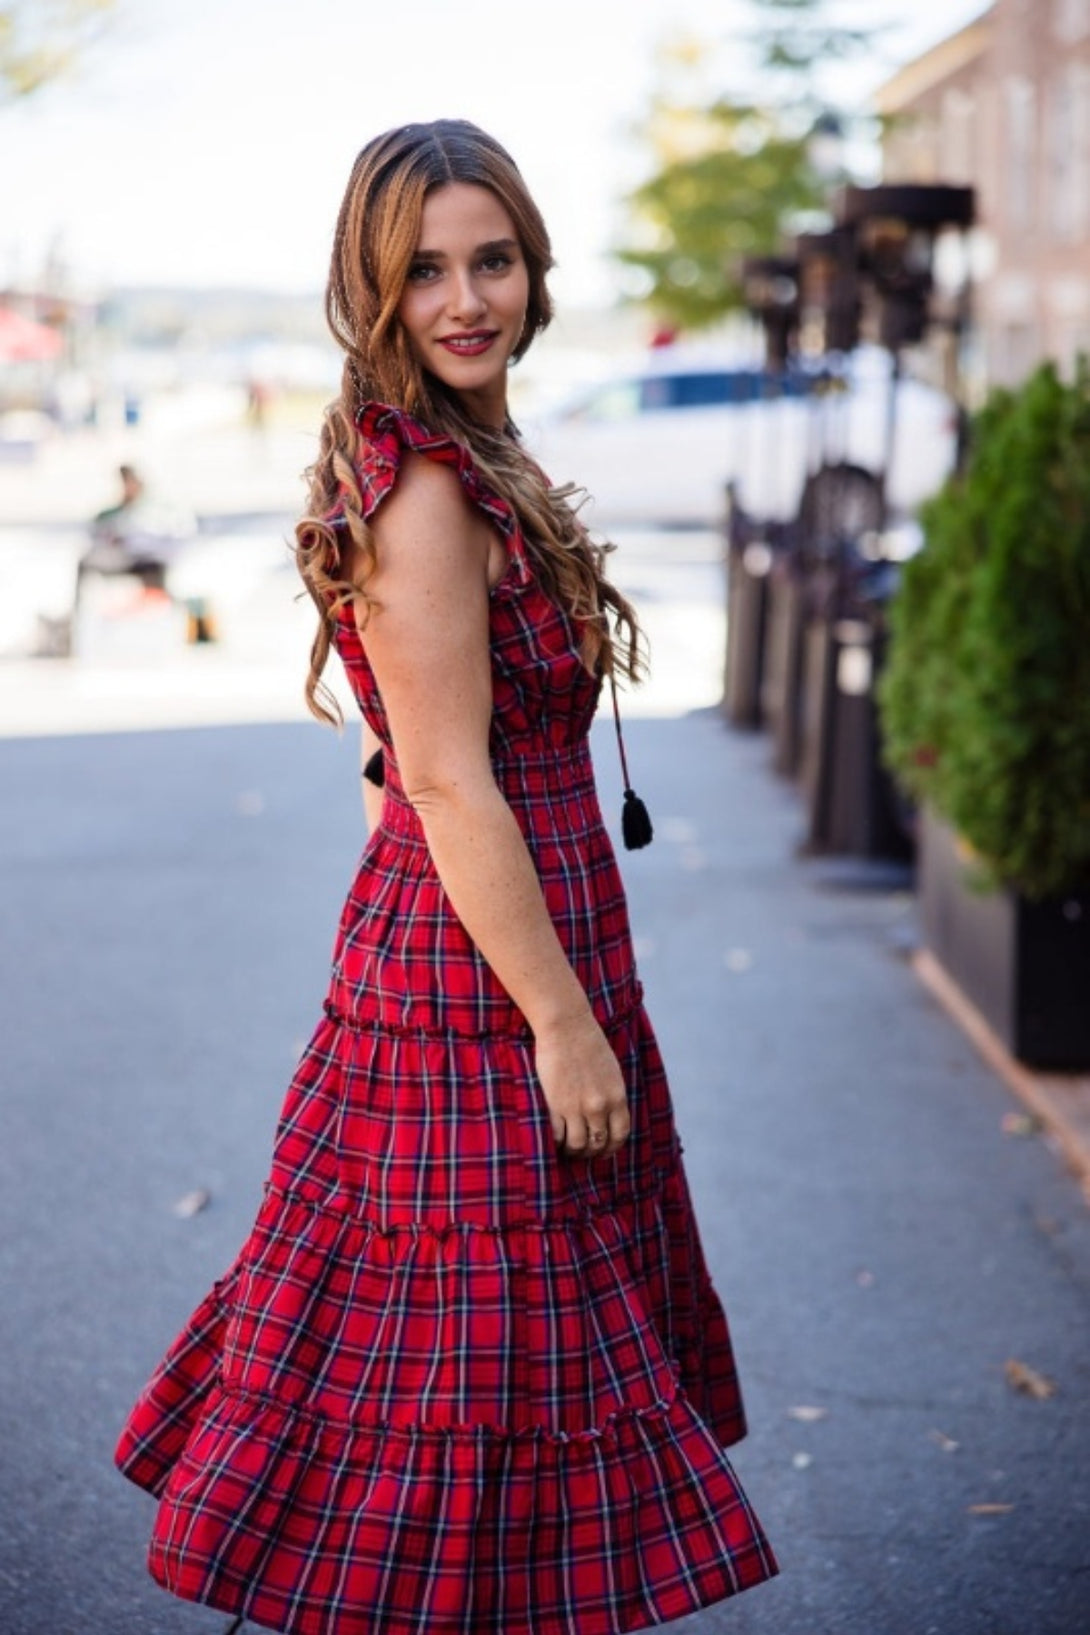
76, 464, 195, 603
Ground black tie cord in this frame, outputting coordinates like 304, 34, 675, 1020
360, 686, 651, 851
610, 672, 653, 850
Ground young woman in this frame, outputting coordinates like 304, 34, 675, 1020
116, 119, 777, 1635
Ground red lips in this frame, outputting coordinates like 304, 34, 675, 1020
437, 330, 499, 356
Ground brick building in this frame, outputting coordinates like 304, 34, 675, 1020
876, 0, 1090, 385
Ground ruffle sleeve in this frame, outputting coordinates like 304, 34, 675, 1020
341, 401, 532, 592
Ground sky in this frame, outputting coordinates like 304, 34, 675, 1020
6, 0, 989, 308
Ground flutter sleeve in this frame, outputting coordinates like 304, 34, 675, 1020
341, 402, 532, 590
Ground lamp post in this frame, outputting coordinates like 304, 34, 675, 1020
808, 109, 847, 195
840, 184, 974, 344
740, 254, 800, 373
796, 225, 860, 358
793, 183, 976, 861
794, 225, 867, 540
838, 184, 976, 517
721, 257, 801, 729
740, 253, 800, 519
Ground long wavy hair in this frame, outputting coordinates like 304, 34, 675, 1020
295, 118, 644, 726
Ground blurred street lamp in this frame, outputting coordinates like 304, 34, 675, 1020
796, 225, 860, 357
839, 183, 976, 352
807, 110, 847, 192
740, 254, 800, 371
837, 183, 976, 508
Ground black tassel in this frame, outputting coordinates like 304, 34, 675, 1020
609, 671, 653, 850
622, 788, 653, 850
362, 747, 385, 787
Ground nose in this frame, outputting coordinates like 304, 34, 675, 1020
446, 265, 487, 323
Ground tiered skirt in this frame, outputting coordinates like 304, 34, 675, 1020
117, 995, 777, 1634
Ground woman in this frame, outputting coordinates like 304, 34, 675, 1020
116, 119, 777, 1635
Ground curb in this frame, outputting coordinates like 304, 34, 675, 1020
914, 948, 1090, 1206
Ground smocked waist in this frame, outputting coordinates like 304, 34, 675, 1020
377, 738, 599, 844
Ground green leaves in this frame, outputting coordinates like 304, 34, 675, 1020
615, 100, 821, 330
879, 361, 1090, 898
614, 1, 881, 329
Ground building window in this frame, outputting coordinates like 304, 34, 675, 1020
1051, 73, 1075, 238
1002, 321, 1040, 385
1056, 323, 1090, 376
1072, 65, 1090, 240
1006, 78, 1037, 233
941, 88, 975, 183
1051, 66, 1090, 241
1053, 0, 1090, 42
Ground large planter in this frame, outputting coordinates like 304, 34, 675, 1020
919, 808, 1090, 1071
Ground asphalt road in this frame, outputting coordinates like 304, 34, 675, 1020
2, 711, 1090, 1635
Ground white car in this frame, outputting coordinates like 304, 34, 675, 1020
524, 345, 959, 529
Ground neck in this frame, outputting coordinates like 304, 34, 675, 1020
455, 382, 508, 433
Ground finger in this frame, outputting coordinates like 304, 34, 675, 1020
549, 1111, 567, 1148
586, 1124, 610, 1158
605, 1102, 630, 1156
565, 1118, 591, 1157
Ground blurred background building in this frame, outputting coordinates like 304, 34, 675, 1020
877, 0, 1090, 385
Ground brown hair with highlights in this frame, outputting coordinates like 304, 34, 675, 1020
295, 118, 644, 726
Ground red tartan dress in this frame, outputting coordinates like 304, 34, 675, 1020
115, 403, 778, 1635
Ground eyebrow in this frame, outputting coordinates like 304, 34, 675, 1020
410, 238, 518, 260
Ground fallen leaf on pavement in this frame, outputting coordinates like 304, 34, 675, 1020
791, 1452, 813, 1471
173, 1188, 211, 1219
1001, 1111, 1043, 1137
787, 1406, 828, 1423
928, 1429, 959, 1453
967, 1503, 1014, 1516
1004, 1358, 1057, 1399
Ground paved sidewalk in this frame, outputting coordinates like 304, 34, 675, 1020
915, 949, 1090, 1207
1, 709, 1088, 1633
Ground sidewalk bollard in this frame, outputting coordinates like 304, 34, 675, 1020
723, 484, 775, 730
803, 555, 913, 860
798, 605, 837, 849
761, 540, 808, 776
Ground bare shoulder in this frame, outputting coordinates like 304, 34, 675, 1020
371, 452, 487, 555
353, 448, 494, 651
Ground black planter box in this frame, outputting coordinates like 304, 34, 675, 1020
919, 808, 1090, 1071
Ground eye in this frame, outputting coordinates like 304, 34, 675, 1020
480, 252, 514, 274
407, 262, 439, 284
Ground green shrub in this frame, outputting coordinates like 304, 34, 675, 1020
879, 359, 1090, 898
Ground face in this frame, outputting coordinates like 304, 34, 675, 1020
397, 182, 530, 428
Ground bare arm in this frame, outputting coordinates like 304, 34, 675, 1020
350, 453, 629, 1159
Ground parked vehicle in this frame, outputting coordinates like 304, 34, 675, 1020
524, 345, 958, 528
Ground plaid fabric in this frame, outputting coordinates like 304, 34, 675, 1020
115, 405, 777, 1633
